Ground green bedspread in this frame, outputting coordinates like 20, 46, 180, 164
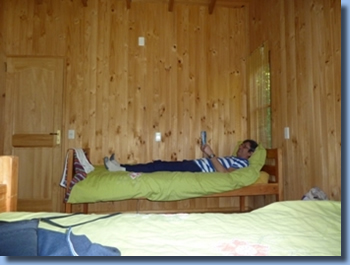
67, 144, 267, 203
0, 200, 341, 256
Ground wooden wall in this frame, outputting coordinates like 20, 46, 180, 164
248, 0, 341, 202
0, 0, 5, 157
1, 0, 248, 163
1, 0, 252, 212
0, 52, 5, 157
0, 0, 341, 212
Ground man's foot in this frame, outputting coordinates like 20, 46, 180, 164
109, 153, 120, 166
104, 157, 126, 172
103, 157, 110, 170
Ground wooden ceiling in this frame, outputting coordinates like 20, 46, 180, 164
81, 0, 250, 14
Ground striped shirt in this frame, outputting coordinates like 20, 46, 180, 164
194, 156, 249, 172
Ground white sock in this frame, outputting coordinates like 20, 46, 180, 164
110, 153, 121, 167
104, 157, 125, 172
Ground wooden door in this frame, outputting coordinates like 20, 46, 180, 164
5, 57, 64, 212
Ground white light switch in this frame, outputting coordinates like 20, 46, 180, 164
68, 129, 75, 139
138, 37, 145, 46
155, 132, 161, 142
284, 127, 290, 139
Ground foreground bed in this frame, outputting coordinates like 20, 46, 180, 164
0, 200, 341, 256
62, 144, 283, 214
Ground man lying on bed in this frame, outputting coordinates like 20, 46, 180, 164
103, 139, 258, 173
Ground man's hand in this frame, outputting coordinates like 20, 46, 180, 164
200, 144, 215, 157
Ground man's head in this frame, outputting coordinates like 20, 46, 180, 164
236, 139, 258, 159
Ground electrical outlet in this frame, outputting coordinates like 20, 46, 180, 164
155, 132, 161, 142
68, 129, 75, 139
138, 37, 145, 46
284, 127, 290, 139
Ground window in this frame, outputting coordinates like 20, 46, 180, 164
247, 42, 272, 148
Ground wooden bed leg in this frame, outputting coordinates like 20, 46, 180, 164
64, 149, 75, 213
83, 203, 88, 214
276, 148, 283, 201
65, 202, 72, 213
239, 196, 245, 212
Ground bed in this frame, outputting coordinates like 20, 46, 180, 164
0, 156, 342, 256
62, 144, 283, 214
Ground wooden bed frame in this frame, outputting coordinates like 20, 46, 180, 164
64, 148, 283, 214
0, 156, 18, 212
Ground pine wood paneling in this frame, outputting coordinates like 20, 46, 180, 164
0, 54, 5, 157
248, 0, 341, 201
0, 0, 4, 155
1, 0, 249, 212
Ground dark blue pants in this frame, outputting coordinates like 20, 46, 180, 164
121, 160, 202, 173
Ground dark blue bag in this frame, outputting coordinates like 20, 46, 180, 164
0, 213, 121, 256
0, 219, 39, 256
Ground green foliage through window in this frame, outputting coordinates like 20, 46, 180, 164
247, 43, 272, 148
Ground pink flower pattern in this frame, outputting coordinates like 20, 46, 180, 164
218, 239, 269, 256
